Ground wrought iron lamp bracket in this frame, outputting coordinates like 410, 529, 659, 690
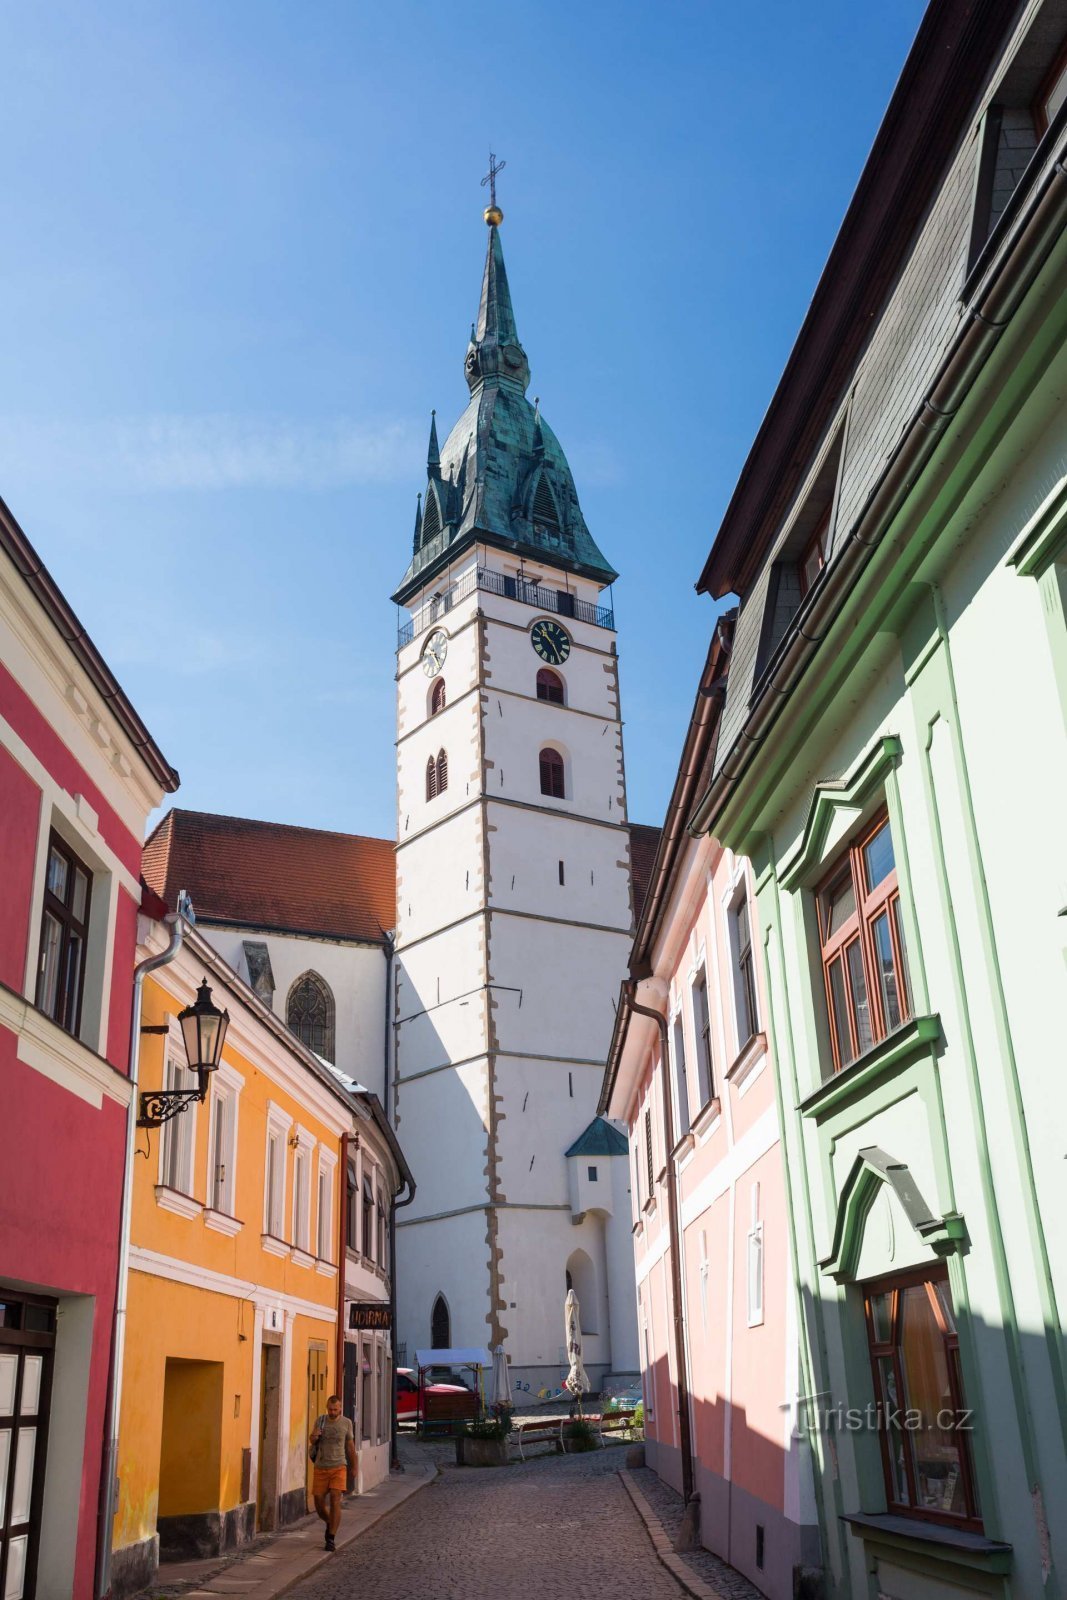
138, 1081, 207, 1130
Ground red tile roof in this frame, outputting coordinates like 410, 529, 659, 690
143, 809, 395, 945
628, 823, 661, 925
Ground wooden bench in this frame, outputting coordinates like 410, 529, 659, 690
597, 1408, 637, 1444
511, 1417, 565, 1461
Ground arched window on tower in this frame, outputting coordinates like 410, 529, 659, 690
287, 971, 336, 1062
540, 746, 565, 799
426, 755, 437, 801
430, 677, 446, 717
536, 668, 565, 705
436, 749, 448, 794
431, 1294, 450, 1350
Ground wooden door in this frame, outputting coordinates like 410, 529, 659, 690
0, 1296, 55, 1600
305, 1346, 328, 1506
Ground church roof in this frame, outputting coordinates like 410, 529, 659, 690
565, 1117, 629, 1158
392, 221, 617, 605
143, 808, 395, 945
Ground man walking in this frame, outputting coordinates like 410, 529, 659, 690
309, 1394, 356, 1552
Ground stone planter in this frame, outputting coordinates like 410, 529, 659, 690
456, 1434, 508, 1467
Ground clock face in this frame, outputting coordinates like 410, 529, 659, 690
422, 630, 448, 676
531, 618, 571, 666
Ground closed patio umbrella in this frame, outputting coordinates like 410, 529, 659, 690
563, 1289, 589, 1414
490, 1345, 511, 1410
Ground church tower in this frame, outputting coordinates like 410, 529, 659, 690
391, 200, 637, 1390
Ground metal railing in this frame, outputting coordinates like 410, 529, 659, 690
398, 566, 614, 647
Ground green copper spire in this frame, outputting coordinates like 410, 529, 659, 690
392, 212, 617, 606
427, 410, 441, 478
464, 224, 530, 395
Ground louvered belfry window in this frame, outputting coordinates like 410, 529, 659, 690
436, 749, 448, 793
532, 471, 559, 527
536, 668, 564, 705
430, 677, 446, 716
287, 971, 336, 1062
539, 747, 565, 798
426, 755, 437, 800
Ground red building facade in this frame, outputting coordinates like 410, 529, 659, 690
0, 500, 177, 1600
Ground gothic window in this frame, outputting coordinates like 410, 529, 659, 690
431, 1294, 450, 1349
437, 749, 448, 794
539, 747, 565, 799
536, 668, 564, 705
430, 677, 446, 716
426, 755, 437, 801
286, 971, 335, 1062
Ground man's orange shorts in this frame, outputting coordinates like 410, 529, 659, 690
312, 1465, 347, 1497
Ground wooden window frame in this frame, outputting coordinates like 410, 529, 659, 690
798, 508, 830, 598
539, 747, 565, 799
430, 677, 446, 717
362, 1174, 375, 1264
863, 1263, 981, 1532
691, 966, 715, 1106
1034, 32, 1067, 136
644, 1107, 654, 1199
733, 894, 759, 1047
817, 808, 911, 1073
426, 755, 437, 801
436, 748, 448, 795
0, 1292, 57, 1600
35, 829, 93, 1037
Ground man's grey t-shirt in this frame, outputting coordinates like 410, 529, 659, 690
316, 1413, 354, 1469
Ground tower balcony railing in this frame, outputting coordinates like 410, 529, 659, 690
398, 566, 615, 647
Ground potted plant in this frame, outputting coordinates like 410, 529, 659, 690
456, 1411, 510, 1467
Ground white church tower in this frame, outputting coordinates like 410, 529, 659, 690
391, 196, 638, 1391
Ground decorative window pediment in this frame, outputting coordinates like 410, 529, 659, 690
820, 1144, 966, 1284
779, 735, 902, 892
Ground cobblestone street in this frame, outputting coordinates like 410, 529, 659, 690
286, 1446, 690, 1600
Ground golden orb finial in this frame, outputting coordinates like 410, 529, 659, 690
484, 204, 503, 227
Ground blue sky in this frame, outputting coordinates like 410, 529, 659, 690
1, 0, 926, 839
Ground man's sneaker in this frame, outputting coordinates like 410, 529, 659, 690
325, 1533, 336, 1552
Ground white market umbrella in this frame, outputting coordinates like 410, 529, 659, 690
564, 1289, 589, 1410
490, 1345, 512, 1409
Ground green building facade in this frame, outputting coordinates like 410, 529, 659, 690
690, 2, 1067, 1594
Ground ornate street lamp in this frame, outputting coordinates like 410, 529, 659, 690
138, 977, 230, 1128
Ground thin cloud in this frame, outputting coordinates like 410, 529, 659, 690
0, 413, 420, 491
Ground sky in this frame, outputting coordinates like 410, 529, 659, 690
0, 0, 927, 840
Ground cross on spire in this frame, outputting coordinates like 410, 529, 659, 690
481, 150, 506, 209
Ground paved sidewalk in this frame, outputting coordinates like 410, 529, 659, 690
138, 1452, 436, 1600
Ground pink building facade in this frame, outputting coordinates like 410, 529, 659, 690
0, 500, 177, 1600
601, 618, 818, 1600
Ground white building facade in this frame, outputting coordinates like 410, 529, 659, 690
391, 215, 640, 1391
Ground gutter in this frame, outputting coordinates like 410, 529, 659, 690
628, 984, 695, 1512
0, 496, 179, 795
97, 895, 189, 1598
690, 151, 1067, 840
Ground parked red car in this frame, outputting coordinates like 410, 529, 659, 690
396, 1367, 479, 1422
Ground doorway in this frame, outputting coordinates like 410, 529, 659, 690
257, 1343, 281, 1532
0, 1295, 55, 1600
305, 1345, 328, 1508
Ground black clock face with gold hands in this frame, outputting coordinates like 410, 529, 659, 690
531, 618, 571, 666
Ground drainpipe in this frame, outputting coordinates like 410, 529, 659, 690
97, 893, 190, 1599
628, 980, 695, 1510
337, 1130, 349, 1425
389, 1176, 416, 1471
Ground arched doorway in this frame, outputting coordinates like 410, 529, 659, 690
565, 1250, 598, 1334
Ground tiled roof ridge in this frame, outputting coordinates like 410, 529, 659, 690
164, 806, 395, 850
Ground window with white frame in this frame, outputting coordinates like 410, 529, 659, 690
263, 1103, 291, 1240
291, 1127, 315, 1254
160, 1057, 197, 1195
691, 966, 715, 1106
207, 1077, 239, 1216
729, 888, 760, 1049
747, 1183, 764, 1327
671, 1013, 690, 1137
316, 1148, 337, 1262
